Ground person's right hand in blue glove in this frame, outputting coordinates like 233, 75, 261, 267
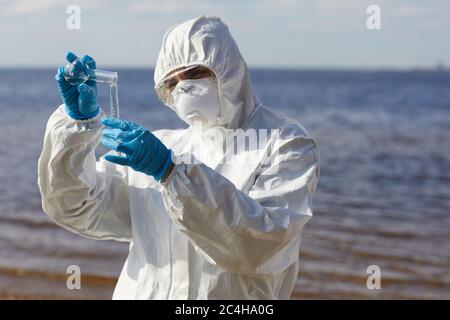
101, 118, 174, 182
55, 52, 99, 119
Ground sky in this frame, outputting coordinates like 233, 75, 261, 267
0, 0, 449, 69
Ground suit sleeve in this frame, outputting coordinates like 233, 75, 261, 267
38, 105, 132, 242
161, 131, 319, 276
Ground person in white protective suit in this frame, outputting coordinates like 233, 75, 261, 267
38, 16, 320, 299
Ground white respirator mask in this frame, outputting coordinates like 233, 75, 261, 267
171, 77, 221, 127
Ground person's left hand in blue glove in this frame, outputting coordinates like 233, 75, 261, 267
101, 118, 174, 182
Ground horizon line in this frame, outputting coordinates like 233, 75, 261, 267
0, 65, 448, 72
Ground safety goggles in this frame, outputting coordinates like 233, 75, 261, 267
155, 65, 215, 107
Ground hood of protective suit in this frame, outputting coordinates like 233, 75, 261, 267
154, 15, 260, 129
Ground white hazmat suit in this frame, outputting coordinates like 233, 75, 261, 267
38, 16, 320, 299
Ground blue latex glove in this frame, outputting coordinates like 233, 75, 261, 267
101, 118, 173, 181
55, 52, 99, 119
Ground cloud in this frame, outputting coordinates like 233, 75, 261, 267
130, 1, 189, 13
315, 0, 363, 11
1, 0, 60, 15
129, 0, 226, 14
391, 3, 440, 17
0, 0, 98, 16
